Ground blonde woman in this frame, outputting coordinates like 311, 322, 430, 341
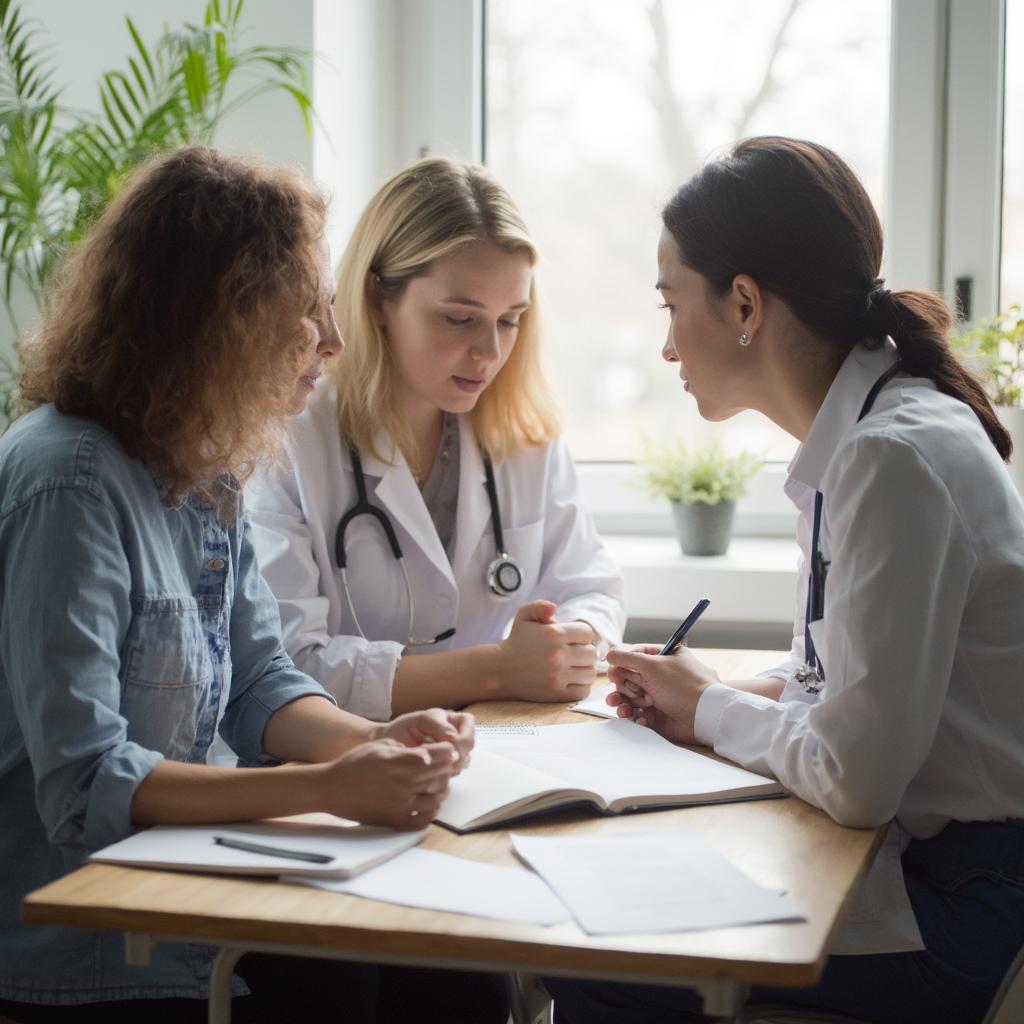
247, 157, 625, 719
0, 146, 506, 1023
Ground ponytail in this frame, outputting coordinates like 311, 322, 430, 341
865, 287, 1012, 461
663, 137, 1012, 463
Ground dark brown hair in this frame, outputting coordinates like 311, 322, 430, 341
662, 136, 1010, 460
19, 144, 329, 508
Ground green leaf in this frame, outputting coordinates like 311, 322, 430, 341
126, 16, 155, 83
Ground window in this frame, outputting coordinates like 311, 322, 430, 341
485, 0, 891, 462
1002, 0, 1024, 306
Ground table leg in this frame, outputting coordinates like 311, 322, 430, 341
696, 980, 749, 1022
505, 972, 552, 1024
208, 947, 244, 1024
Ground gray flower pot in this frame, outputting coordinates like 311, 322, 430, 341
670, 500, 736, 557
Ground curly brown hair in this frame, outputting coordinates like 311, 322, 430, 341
19, 144, 328, 509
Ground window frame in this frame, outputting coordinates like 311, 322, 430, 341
394, 0, 1008, 537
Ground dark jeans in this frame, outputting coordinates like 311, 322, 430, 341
0, 953, 509, 1023
545, 819, 1024, 1024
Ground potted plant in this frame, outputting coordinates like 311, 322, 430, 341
638, 438, 764, 556
950, 305, 1024, 496
0, 0, 313, 433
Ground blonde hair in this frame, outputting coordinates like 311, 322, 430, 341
19, 145, 327, 512
333, 156, 558, 463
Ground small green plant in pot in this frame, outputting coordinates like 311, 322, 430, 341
639, 438, 764, 556
950, 305, 1024, 496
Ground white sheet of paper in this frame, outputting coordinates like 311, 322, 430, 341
511, 828, 804, 936
571, 682, 617, 719
286, 847, 570, 926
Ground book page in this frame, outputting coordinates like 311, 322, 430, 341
437, 743, 596, 830
477, 718, 780, 807
512, 828, 804, 935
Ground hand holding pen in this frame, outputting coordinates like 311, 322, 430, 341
605, 598, 718, 746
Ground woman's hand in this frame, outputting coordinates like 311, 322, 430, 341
497, 600, 597, 702
372, 708, 475, 774
606, 643, 720, 745
316, 737, 461, 830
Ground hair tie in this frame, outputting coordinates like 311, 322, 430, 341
865, 278, 891, 311
862, 278, 893, 331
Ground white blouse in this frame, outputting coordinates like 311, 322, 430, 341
695, 340, 1024, 953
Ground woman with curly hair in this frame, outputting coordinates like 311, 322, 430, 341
0, 145, 506, 1023
247, 156, 625, 722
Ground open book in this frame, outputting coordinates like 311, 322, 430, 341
90, 813, 427, 879
437, 719, 784, 833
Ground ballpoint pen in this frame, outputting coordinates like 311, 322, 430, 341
659, 598, 711, 656
212, 835, 334, 864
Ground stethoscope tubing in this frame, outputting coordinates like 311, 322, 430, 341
335, 439, 523, 645
802, 361, 904, 688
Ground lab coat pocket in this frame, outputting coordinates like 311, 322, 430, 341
121, 598, 212, 761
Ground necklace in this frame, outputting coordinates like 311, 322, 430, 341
409, 414, 453, 487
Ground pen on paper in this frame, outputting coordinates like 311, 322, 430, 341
659, 598, 711, 656
212, 835, 334, 864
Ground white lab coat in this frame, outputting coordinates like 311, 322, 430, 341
246, 381, 626, 721
695, 339, 1024, 954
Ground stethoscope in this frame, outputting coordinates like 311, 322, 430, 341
334, 444, 524, 647
795, 362, 903, 694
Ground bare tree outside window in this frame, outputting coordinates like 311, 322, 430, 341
487, 0, 890, 461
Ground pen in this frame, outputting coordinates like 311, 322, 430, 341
212, 835, 334, 864
659, 598, 711, 656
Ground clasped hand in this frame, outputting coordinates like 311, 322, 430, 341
326, 708, 473, 830
606, 643, 719, 746
497, 599, 598, 701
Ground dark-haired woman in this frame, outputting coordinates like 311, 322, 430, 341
0, 145, 506, 1023
547, 136, 1024, 1024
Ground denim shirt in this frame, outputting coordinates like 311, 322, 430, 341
0, 405, 333, 1004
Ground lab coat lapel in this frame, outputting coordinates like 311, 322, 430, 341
451, 418, 491, 580
357, 432, 453, 583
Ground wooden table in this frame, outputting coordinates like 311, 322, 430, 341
22, 650, 883, 1024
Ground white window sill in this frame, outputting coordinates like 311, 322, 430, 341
603, 534, 800, 626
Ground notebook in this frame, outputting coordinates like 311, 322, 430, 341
90, 814, 427, 879
437, 719, 785, 833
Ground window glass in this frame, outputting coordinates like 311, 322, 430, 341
1002, 0, 1024, 307
486, 0, 891, 460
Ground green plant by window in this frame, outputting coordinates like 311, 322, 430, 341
949, 305, 1024, 408
638, 437, 764, 506
0, 0, 314, 432
0, 0, 313, 338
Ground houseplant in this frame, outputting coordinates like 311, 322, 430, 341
0, 0, 313, 431
950, 305, 1024, 496
639, 437, 764, 556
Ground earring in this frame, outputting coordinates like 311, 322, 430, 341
739, 332, 750, 346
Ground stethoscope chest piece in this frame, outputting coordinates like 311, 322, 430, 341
487, 553, 523, 598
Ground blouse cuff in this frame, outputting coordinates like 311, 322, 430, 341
349, 640, 404, 722
692, 682, 735, 747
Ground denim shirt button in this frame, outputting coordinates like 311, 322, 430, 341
206, 558, 226, 570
